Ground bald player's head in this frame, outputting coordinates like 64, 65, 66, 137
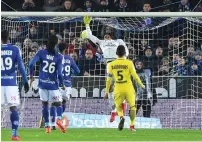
116, 45, 126, 57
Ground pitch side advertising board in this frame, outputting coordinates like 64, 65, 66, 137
20, 76, 202, 99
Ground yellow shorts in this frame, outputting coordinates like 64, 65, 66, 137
114, 88, 136, 110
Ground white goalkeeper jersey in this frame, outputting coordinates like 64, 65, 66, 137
85, 26, 129, 62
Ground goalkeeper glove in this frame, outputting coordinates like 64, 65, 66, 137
83, 15, 92, 26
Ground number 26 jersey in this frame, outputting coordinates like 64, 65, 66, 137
29, 49, 63, 90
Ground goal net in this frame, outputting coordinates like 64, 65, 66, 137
1, 12, 202, 129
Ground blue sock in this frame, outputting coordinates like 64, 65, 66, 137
10, 110, 19, 137
56, 106, 63, 120
42, 105, 49, 127
50, 106, 56, 126
62, 104, 66, 113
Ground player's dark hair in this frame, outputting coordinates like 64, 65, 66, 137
1, 30, 9, 43
47, 35, 58, 54
116, 45, 126, 57
58, 43, 66, 53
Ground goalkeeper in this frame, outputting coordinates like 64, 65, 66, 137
104, 45, 145, 131
82, 15, 129, 122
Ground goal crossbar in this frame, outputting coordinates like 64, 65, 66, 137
1, 12, 202, 17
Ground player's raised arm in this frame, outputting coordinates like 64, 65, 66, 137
105, 63, 113, 95
129, 61, 145, 88
81, 15, 101, 45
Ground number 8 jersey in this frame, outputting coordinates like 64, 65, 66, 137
29, 49, 63, 90
1, 44, 28, 86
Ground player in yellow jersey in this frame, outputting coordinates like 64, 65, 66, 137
105, 45, 145, 131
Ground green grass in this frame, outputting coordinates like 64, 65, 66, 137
1, 128, 202, 141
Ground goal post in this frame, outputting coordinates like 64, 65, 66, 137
2, 12, 202, 17
1, 12, 202, 130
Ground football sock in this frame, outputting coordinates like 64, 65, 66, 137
50, 106, 56, 126
129, 110, 136, 126
10, 110, 19, 137
56, 106, 63, 120
116, 105, 123, 118
42, 105, 49, 127
62, 104, 66, 113
111, 108, 116, 113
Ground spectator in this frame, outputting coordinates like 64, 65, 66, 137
30, 42, 39, 52
138, 40, 149, 56
84, 0, 95, 12
29, 25, 38, 39
153, 46, 164, 73
192, 50, 202, 75
177, 57, 188, 76
69, 52, 79, 64
143, 47, 154, 70
78, 48, 98, 76
114, 0, 131, 12
168, 37, 181, 49
58, 0, 75, 12
178, 0, 191, 12
187, 46, 195, 57
172, 53, 179, 66
134, 60, 152, 118
159, 0, 176, 12
172, 53, 180, 74
23, 38, 32, 48
195, 2, 202, 12
143, 2, 152, 12
9, 27, 22, 42
21, 0, 37, 11
159, 57, 170, 75
43, 0, 61, 11
128, 45, 136, 61
67, 38, 96, 56
97, 0, 110, 12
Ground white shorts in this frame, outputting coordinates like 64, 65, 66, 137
39, 88, 62, 102
59, 87, 71, 100
1, 86, 20, 106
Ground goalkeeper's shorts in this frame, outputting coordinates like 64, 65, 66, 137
59, 87, 71, 101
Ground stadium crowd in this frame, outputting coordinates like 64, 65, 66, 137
2, 0, 202, 76
17, 22, 202, 77
2, 0, 202, 12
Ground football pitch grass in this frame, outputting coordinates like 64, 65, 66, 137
1, 128, 202, 141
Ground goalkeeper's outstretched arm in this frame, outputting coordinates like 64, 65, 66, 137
82, 15, 101, 45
